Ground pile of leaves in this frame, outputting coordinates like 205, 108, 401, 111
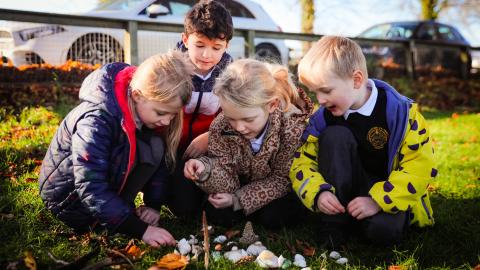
0, 60, 99, 83
390, 75, 480, 110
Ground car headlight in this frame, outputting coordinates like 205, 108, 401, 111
18, 25, 65, 41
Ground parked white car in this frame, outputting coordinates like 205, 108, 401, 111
0, 0, 289, 66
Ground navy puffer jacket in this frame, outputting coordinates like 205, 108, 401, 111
39, 63, 168, 237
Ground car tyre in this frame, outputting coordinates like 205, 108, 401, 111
255, 43, 281, 63
67, 33, 124, 65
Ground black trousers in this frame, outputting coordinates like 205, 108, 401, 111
205, 192, 306, 229
166, 156, 205, 219
317, 125, 410, 245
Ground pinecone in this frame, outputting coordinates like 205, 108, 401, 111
239, 221, 259, 245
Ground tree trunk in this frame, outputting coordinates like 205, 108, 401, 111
301, 0, 315, 54
420, 0, 448, 20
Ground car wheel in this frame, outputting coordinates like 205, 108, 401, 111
255, 43, 281, 63
67, 33, 124, 65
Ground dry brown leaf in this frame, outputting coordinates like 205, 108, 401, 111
155, 253, 188, 270
23, 251, 37, 270
224, 229, 240, 240
25, 178, 36, 183
302, 245, 315, 257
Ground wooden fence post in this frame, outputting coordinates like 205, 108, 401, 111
124, 21, 138, 65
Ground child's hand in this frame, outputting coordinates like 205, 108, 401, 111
347, 196, 381, 220
208, 193, 233, 209
316, 191, 345, 215
184, 159, 205, 180
183, 132, 209, 159
135, 205, 160, 226
142, 225, 176, 248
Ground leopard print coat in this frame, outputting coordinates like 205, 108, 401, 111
195, 89, 314, 215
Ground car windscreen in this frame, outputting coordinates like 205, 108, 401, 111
93, 0, 145, 11
360, 23, 417, 39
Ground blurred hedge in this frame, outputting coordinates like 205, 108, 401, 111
1, 62, 479, 112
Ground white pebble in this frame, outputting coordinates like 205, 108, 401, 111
329, 251, 341, 259
293, 254, 307, 267
336, 257, 348, 265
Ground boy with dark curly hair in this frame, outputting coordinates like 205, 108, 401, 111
168, 0, 234, 218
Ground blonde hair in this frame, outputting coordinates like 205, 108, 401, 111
214, 59, 299, 111
298, 36, 368, 87
130, 50, 193, 170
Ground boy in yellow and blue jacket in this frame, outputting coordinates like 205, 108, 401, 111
290, 36, 437, 247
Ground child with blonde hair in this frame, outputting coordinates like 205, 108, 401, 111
291, 36, 436, 247
184, 59, 313, 228
39, 51, 193, 247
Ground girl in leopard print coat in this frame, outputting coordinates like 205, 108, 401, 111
184, 59, 313, 228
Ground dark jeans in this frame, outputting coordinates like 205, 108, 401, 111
205, 192, 306, 229
317, 126, 409, 245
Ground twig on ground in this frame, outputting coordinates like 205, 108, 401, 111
47, 251, 69, 265
80, 257, 130, 270
106, 248, 134, 267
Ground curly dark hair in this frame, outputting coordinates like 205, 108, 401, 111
184, 0, 233, 41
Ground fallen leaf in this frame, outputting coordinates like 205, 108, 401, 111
155, 253, 189, 270
389, 265, 403, 270
302, 245, 315, 257
451, 113, 459, 119
124, 240, 144, 259
33, 159, 43, 165
224, 229, 240, 240
469, 135, 478, 143
473, 264, 480, 270
25, 178, 36, 183
23, 251, 37, 270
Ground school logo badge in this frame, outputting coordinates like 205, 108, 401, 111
367, 127, 389, 149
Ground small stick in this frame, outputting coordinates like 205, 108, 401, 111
202, 210, 210, 270
47, 251, 69, 265
106, 248, 134, 267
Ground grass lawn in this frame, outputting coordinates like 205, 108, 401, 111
0, 105, 479, 269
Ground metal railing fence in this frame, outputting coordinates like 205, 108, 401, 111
1, 8, 479, 79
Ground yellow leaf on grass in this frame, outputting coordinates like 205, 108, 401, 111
24, 251, 37, 270
155, 253, 189, 270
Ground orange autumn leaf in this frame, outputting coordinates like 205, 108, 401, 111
24, 251, 37, 270
473, 264, 480, 270
469, 135, 478, 143
124, 241, 144, 259
389, 265, 403, 270
156, 253, 189, 270
451, 112, 459, 119
302, 245, 315, 257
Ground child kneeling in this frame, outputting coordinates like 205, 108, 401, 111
291, 36, 437, 248
39, 51, 193, 247
184, 59, 313, 228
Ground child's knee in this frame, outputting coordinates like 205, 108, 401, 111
362, 214, 406, 245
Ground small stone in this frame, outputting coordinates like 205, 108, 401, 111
336, 257, 348, 265
329, 251, 341, 259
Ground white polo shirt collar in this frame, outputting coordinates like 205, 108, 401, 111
343, 79, 378, 120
